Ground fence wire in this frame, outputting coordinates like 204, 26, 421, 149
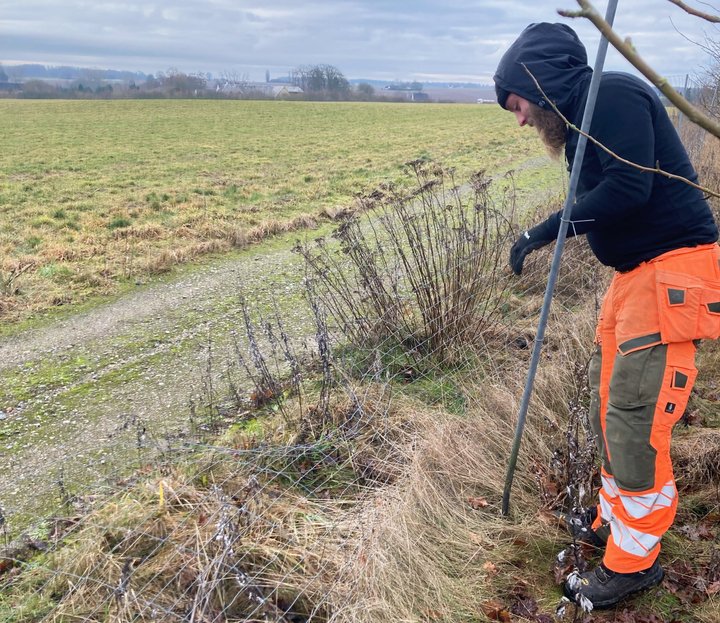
667, 73, 720, 164
2, 106, 719, 622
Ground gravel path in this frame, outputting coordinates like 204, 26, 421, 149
0, 244, 302, 371
0, 236, 315, 517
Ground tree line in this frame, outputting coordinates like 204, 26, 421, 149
0, 63, 423, 102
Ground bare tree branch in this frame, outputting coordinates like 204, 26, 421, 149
220, 70, 249, 91
669, 15, 714, 55
558, 0, 720, 139
668, 0, 720, 23
697, 1, 720, 14
521, 63, 720, 199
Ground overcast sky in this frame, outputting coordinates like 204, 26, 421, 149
2, 0, 718, 83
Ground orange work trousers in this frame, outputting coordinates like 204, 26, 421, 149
588, 243, 720, 573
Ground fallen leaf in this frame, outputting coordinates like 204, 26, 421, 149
422, 607, 442, 620
512, 537, 528, 546
481, 599, 511, 622
510, 597, 538, 616
468, 497, 488, 509
482, 561, 499, 574
538, 508, 563, 527
697, 522, 715, 540
676, 522, 714, 541
552, 559, 574, 585
539, 476, 558, 498
706, 580, 720, 595
662, 578, 680, 595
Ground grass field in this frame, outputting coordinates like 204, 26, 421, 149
0, 99, 552, 322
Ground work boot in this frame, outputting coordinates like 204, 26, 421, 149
556, 506, 609, 548
563, 559, 664, 609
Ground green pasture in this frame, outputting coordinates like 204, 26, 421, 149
0, 99, 550, 320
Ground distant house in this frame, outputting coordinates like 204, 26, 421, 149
273, 86, 303, 98
477, 98, 496, 104
411, 92, 429, 102
215, 82, 241, 94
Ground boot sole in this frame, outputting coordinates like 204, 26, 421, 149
564, 564, 665, 609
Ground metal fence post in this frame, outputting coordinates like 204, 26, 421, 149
699, 83, 719, 157
501, 0, 620, 516
677, 73, 690, 135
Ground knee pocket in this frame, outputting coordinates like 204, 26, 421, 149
606, 345, 667, 492
608, 345, 667, 408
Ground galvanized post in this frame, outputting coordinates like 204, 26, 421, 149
677, 73, 690, 135
501, 0, 620, 517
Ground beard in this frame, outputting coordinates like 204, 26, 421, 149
527, 103, 567, 161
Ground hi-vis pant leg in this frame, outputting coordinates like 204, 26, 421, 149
586, 245, 720, 574
601, 340, 696, 573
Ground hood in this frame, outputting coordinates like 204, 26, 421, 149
493, 22, 592, 119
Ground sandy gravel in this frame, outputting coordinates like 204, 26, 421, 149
0, 237, 314, 517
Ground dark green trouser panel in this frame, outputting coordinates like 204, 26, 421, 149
605, 344, 668, 493
588, 345, 612, 474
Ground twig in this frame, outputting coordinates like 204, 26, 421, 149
0, 262, 34, 294
558, 0, 720, 139
521, 63, 720, 199
668, 0, 720, 22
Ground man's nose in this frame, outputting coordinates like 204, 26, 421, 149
514, 111, 528, 126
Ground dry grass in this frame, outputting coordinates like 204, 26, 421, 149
673, 428, 720, 492
0, 298, 598, 621
3, 282, 719, 621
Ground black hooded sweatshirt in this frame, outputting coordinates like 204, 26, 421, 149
493, 22, 718, 272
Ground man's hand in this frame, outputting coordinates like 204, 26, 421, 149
509, 223, 555, 275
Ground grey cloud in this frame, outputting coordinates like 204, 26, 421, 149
1, 0, 716, 81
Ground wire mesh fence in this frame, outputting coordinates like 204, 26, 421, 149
667, 73, 720, 165
0, 158, 611, 621
2, 99, 720, 621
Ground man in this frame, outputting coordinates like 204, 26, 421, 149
494, 23, 720, 608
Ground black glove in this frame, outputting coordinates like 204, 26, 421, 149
509, 222, 555, 276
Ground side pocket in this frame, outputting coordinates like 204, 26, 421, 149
699, 277, 720, 340
656, 270, 702, 343
662, 363, 699, 426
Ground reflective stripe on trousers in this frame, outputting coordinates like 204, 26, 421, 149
589, 244, 720, 573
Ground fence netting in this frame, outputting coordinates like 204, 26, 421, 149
2, 109, 719, 621
668, 73, 720, 164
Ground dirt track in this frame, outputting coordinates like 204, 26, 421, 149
0, 237, 313, 514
